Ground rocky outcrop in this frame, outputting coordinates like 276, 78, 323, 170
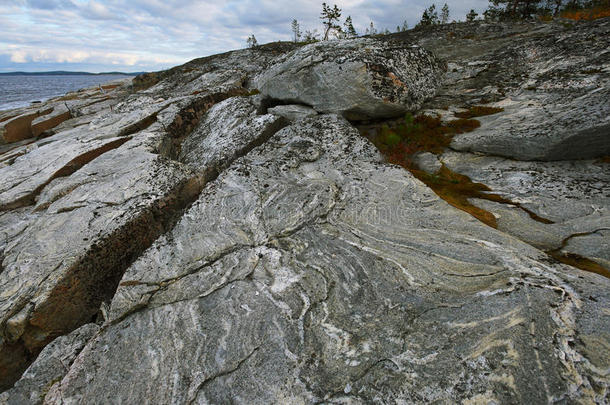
40, 115, 610, 404
0, 20, 609, 404
0, 79, 131, 146
384, 17, 609, 279
255, 38, 445, 120
393, 18, 610, 161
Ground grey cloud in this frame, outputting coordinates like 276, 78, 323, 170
1, 0, 491, 73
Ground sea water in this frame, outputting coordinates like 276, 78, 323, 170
0, 74, 130, 111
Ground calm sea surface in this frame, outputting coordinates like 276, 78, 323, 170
0, 75, 130, 111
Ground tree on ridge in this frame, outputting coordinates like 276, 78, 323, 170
321, 2, 342, 40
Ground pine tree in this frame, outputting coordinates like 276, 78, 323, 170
246, 34, 258, 48
291, 19, 301, 42
441, 3, 450, 23
490, 0, 544, 19
320, 3, 342, 40
402, 20, 409, 31
418, 4, 439, 26
344, 16, 358, 38
466, 9, 479, 21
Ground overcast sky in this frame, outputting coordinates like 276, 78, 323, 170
0, 0, 489, 73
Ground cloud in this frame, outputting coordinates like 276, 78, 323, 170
80, 1, 121, 20
0, 0, 490, 72
25, 0, 74, 10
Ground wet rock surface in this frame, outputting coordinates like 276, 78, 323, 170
0, 21, 608, 404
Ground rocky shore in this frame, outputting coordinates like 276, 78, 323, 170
0, 18, 608, 404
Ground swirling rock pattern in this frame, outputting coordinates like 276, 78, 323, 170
0, 20, 608, 404
44, 116, 609, 404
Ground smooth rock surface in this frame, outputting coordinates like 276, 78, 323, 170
413, 151, 442, 174
440, 151, 610, 265
255, 38, 445, 120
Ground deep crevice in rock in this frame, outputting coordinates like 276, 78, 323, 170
157, 88, 250, 160
0, 173, 205, 391
258, 97, 315, 115
547, 229, 610, 279
117, 112, 158, 137
0, 94, 289, 391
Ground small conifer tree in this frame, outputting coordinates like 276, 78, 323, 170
441, 3, 450, 23
365, 21, 377, 35
246, 34, 258, 48
291, 19, 301, 42
418, 4, 439, 26
466, 9, 479, 21
320, 3, 342, 40
344, 16, 358, 38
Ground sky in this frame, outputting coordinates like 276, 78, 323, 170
0, 0, 490, 73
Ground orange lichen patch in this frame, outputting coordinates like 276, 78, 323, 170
597, 155, 610, 164
549, 252, 610, 279
454, 106, 504, 119
101, 84, 120, 91
387, 72, 407, 88
561, 5, 610, 20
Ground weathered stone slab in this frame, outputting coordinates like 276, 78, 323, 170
255, 38, 445, 120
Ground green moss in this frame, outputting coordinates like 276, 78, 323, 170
360, 109, 519, 228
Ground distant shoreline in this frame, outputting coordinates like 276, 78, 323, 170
0, 71, 144, 76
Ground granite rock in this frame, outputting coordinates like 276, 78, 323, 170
255, 38, 445, 120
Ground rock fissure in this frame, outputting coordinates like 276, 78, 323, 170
0, 172, 205, 389
187, 346, 261, 405
1, 20, 609, 403
0, 136, 132, 212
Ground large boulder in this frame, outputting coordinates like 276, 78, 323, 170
449, 93, 610, 160
255, 38, 445, 120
